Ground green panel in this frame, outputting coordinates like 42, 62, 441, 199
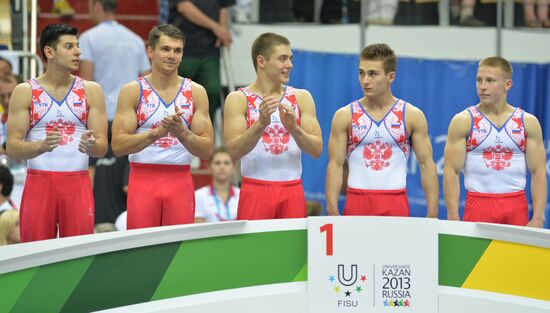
152, 230, 307, 300
9, 256, 94, 313
60, 242, 181, 313
0, 267, 38, 313
293, 264, 307, 282
439, 234, 491, 287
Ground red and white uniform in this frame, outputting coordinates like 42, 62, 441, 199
129, 77, 194, 165
20, 77, 94, 242
27, 78, 89, 171
344, 99, 411, 216
237, 86, 306, 220
463, 106, 528, 225
126, 77, 196, 229
194, 185, 240, 222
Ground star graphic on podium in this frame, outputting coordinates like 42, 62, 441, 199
355, 286, 362, 293
399, 300, 404, 306
345, 290, 352, 297
404, 299, 411, 307
329, 275, 335, 283
389, 300, 394, 307
383, 300, 389, 307
334, 286, 341, 293
393, 300, 399, 307
360, 275, 367, 282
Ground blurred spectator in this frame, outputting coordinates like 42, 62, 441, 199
52, 0, 75, 17
0, 56, 12, 78
168, 0, 235, 127
195, 147, 239, 223
0, 165, 15, 213
524, 0, 549, 27
0, 210, 20, 245
0, 75, 18, 150
79, 0, 150, 226
306, 201, 322, 216
94, 222, 117, 233
451, 0, 486, 26
233, 0, 252, 23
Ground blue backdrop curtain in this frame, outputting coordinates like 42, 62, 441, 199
289, 49, 550, 228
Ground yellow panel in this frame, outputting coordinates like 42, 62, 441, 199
462, 240, 550, 301
0, 0, 12, 49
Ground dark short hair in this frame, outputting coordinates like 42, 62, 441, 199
208, 147, 233, 164
148, 24, 185, 50
39, 24, 78, 61
0, 166, 13, 197
93, 0, 117, 12
479, 56, 513, 79
360, 43, 397, 74
251, 33, 291, 71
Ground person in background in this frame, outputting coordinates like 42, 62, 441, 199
168, 0, 235, 126
195, 147, 239, 223
0, 209, 20, 245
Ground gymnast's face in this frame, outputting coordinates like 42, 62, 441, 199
358, 59, 394, 99
476, 66, 512, 106
262, 44, 293, 84
148, 35, 183, 73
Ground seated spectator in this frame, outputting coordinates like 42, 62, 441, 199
0, 57, 12, 78
0, 210, 20, 245
0, 75, 19, 151
195, 147, 239, 223
0, 165, 15, 212
452, 0, 486, 26
524, 0, 549, 27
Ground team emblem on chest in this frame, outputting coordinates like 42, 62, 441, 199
46, 119, 76, 146
262, 123, 290, 155
482, 142, 513, 171
363, 139, 392, 171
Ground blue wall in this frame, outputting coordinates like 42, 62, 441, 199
290, 50, 550, 228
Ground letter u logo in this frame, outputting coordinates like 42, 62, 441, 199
338, 264, 358, 286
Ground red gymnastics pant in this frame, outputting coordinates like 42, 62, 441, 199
464, 190, 528, 226
20, 169, 94, 242
127, 163, 195, 229
344, 188, 410, 216
237, 177, 306, 220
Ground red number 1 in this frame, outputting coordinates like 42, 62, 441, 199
320, 223, 333, 256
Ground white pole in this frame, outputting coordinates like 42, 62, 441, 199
30, 0, 38, 78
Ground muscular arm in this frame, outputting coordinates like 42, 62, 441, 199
524, 113, 546, 228
171, 82, 214, 160
111, 82, 166, 156
325, 107, 349, 216
223, 91, 276, 160
408, 106, 438, 218
83, 81, 108, 157
282, 89, 322, 158
6, 84, 61, 159
443, 111, 470, 221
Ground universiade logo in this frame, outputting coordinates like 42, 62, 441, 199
328, 264, 368, 308
381, 264, 412, 308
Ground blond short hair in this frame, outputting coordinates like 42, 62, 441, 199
479, 57, 513, 79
